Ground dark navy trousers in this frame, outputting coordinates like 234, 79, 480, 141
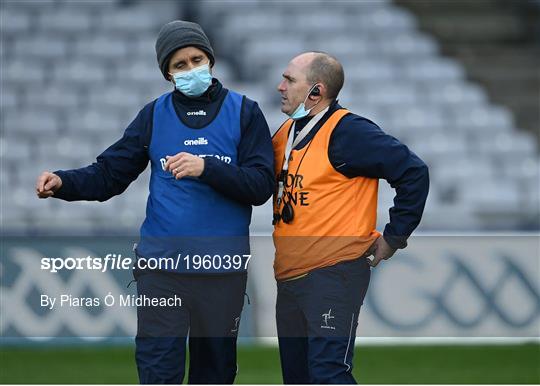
134, 270, 247, 384
276, 257, 371, 384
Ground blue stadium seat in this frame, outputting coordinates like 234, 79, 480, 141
38, 10, 93, 33
1, 0, 537, 234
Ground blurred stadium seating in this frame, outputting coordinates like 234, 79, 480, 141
1, 0, 538, 234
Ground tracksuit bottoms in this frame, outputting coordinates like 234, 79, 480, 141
134, 269, 247, 384
276, 257, 371, 384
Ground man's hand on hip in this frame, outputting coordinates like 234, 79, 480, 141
164, 152, 205, 179
365, 236, 397, 267
36, 171, 62, 198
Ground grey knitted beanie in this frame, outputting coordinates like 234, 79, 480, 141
155, 20, 215, 79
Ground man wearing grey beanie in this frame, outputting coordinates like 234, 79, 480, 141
36, 20, 274, 384
155, 20, 215, 80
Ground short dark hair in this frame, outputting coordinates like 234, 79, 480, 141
306, 52, 344, 100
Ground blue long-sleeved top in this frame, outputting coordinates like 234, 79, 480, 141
54, 79, 274, 207
291, 101, 429, 249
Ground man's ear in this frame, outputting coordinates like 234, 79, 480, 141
308, 83, 325, 100
307, 87, 319, 101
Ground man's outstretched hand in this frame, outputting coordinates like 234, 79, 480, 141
363, 236, 397, 267
36, 171, 62, 198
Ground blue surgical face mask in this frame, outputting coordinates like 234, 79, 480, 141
288, 84, 319, 120
170, 63, 212, 97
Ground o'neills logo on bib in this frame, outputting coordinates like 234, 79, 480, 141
187, 110, 207, 116
184, 137, 208, 146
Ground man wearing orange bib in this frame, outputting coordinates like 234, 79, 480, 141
273, 52, 429, 384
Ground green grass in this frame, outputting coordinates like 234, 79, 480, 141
0, 344, 539, 384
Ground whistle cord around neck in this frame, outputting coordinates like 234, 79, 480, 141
281, 135, 316, 209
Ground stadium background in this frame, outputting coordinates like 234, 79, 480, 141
1, 0, 539, 383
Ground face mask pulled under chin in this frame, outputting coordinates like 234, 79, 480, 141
170, 63, 212, 97
288, 85, 319, 120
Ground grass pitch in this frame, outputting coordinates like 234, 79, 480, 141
0, 343, 538, 384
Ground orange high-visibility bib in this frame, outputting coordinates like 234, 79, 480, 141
272, 109, 380, 280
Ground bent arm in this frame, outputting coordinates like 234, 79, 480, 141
198, 98, 274, 206
329, 116, 430, 249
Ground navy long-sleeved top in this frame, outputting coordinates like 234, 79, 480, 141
292, 101, 429, 249
54, 79, 274, 207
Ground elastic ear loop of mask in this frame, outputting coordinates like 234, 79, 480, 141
301, 84, 320, 110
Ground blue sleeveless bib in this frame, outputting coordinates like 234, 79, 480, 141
136, 91, 251, 273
